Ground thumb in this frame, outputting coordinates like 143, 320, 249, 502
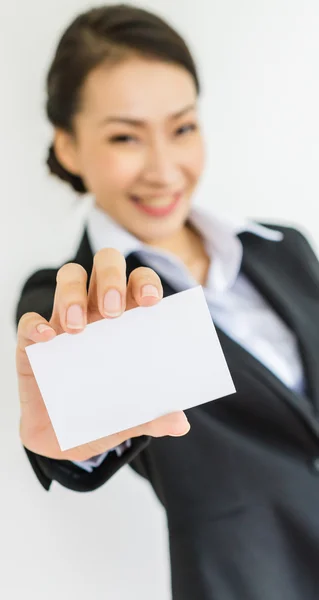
139, 411, 191, 438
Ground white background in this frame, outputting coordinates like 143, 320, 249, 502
1, 1, 318, 598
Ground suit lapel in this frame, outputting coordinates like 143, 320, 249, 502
238, 231, 319, 409
73, 229, 94, 282
214, 326, 319, 436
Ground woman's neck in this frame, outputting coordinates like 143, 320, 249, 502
147, 222, 211, 286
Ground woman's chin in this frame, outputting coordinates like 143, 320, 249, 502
132, 212, 189, 244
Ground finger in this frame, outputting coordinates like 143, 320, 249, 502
17, 312, 56, 351
126, 267, 163, 311
88, 248, 127, 320
17, 312, 56, 376
51, 263, 88, 334
138, 411, 190, 438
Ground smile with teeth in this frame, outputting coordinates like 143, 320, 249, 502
133, 195, 177, 207
129, 191, 183, 217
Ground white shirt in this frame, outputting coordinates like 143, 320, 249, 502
73, 204, 304, 472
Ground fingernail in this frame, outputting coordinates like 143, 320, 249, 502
66, 305, 84, 329
168, 413, 191, 437
104, 289, 122, 317
141, 284, 160, 298
37, 324, 55, 334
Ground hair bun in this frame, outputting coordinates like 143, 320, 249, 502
46, 144, 87, 194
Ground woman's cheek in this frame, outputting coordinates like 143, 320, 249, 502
82, 146, 144, 194
105, 152, 144, 187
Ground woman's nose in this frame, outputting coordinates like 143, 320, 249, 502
143, 143, 180, 187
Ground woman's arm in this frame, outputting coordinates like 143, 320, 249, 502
16, 267, 150, 492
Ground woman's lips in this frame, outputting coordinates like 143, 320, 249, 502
129, 192, 182, 217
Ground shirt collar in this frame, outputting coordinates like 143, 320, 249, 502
86, 203, 283, 295
189, 209, 283, 295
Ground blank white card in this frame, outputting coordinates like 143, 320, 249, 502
26, 286, 236, 451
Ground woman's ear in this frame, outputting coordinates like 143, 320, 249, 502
54, 129, 81, 176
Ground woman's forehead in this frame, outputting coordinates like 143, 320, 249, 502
79, 57, 198, 122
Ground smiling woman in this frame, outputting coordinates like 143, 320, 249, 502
47, 5, 205, 245
15, 4, 319, 600
53, 58, 204, 243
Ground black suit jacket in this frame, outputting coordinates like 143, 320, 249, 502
16, 225, 319, 600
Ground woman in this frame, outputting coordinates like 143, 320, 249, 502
15, 5, 319, 599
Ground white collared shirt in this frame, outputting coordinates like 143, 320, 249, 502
74, 204, 304, 472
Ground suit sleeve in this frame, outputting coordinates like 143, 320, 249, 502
15, 268, 150, 492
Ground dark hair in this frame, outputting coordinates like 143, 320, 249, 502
46, 4, 201, 193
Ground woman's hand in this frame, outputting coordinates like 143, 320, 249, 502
16, 248, 190, 462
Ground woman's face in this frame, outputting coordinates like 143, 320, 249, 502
57, 56, 205, 243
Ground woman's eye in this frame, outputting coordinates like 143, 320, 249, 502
175, 123, 198, 137
109, 134, 138, 144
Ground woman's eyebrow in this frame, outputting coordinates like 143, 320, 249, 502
98, 103, 196, 128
